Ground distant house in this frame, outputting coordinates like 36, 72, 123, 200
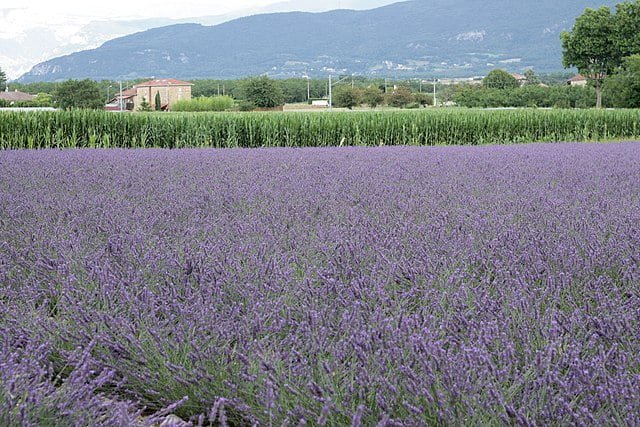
0, 87, 36, 103
510, 73, 527, 86
107, 79, 193, 111
105, 88, 137, 111
567, 74, 588, 87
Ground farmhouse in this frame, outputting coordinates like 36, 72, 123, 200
510, 73, 527, 86
0, 87, 36, 103
567, 74, 588, 86
107, 79, 193, 111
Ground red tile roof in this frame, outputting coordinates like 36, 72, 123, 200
107, 88, 137, 104
134, 78, 193, 87
118, 88, 138, 98
568, 74, 586, 82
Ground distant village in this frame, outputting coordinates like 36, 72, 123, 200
0, 72, 589, 112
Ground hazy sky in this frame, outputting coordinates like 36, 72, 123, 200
0, 0, 397, 78
0, 0, 360, 39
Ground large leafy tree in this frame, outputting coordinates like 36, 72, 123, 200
333, 86, 362, 109
54, 79, 104, 110
561, 7, 620, 108
362, 86, 384, 109
387, 86, 415, 108
615, 1, 640, 58
482, 69, 520, 90
241, 76, 284, 108
0, 66, 6, 92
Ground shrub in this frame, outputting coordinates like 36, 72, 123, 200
172, 96, 235, 112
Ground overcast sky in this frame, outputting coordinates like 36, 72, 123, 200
0, 0, 367, 39
0, 0, 399, 78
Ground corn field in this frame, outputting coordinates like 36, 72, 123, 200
1, 109, 639, 149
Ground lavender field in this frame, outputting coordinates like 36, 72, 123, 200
1, 143, 639, 426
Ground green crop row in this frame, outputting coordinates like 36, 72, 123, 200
1, 109, 639, 149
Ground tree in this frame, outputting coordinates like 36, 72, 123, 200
137, 97, 153, 112
54, 79, 104, 110
387, 86, 415, 108
333, 86, 362, 109
0, 66, 6, 92
524, 69, 540, 86
30, 93, 54, 107
241, 76, 285, 108
604, 55, 640, 108
615, 1, 640, 58
483, 69, 520, 89
362, 86, 384, 109
414, 93, 434, 107
561, 7, 620, 108
154, 92, 162, 111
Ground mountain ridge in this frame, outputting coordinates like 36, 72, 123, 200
18, 0, 623, 82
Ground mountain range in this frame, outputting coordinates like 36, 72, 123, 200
1, 0, 394, 80
18, 0, 623, 82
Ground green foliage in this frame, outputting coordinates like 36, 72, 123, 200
604, 55, 640, 108
54, 80, 104, 110
524, 70, 540, 86
615, 1, 640, 58
241, 76, 285, 108
137, 97, 152, 112
278, 78, 327, 103
333, 87, 362, 109
191, 80, 240, 98
483, 69, 520, 89
237, 100, 256, 112
387, 86, 415, 108
2, 109, 639, 150
0, 67, 6, 92
154, 92, 162, 111
172, 96, 235, 112
537, 72, 576, 86
414, 93, 434, 107
453, 85, 597, 108
32, 93, 54, 107
362, 86, 384, 109
561, 6, 620, 107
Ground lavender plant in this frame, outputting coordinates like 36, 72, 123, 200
0, 143, 639, 425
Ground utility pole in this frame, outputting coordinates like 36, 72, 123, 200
119, 81, 123, 112
433, 78, 437, 107
384, 78, 388, 94
419, 80, 422, 93
328, 74, 352, 111
304, 75, 310, 102
329, 75, 332, 110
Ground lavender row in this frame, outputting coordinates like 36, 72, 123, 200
1, 143, 639, 425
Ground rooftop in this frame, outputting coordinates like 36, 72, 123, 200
135, 79, 193, 88
0, 89, 36, 102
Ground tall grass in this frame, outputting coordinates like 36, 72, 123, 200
1, 108, 639, 149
